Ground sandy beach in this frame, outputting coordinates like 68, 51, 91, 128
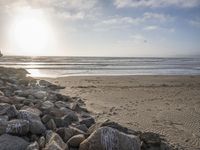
46, 75, 200, 149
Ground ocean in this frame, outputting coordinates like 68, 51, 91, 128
0, 56, 200, 77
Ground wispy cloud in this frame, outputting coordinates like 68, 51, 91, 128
114, 0, 200, 8
189, 18, 200, 28
94, 12, 172, 31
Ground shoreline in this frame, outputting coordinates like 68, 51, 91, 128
45, 75, 200, 149
0, 67, 173, 150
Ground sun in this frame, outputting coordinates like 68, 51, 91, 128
10, 8, 52, 56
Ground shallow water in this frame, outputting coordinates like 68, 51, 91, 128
0, 56, 200, 77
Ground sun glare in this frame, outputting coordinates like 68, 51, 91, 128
10, 8, 52, 55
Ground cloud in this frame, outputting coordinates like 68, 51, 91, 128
143, 25, 158, 31
189, 18, 200, 28
114, 0, 200, 8
0, 0, 99, 21
94, 12, 172, 31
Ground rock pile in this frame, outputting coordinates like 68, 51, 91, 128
0, 67, 170, 150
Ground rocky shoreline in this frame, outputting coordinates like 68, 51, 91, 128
0, 67, 170, 150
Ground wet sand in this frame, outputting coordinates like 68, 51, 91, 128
46, 76, 200, 149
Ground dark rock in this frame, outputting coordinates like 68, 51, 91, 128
6, 119, 30, 135
26, 141, 39, 150
67, 134, 85, 148
6, 105, 18, 119
46, 119, 57, 130
0, 134, 29, 150
55, 101, 70, 108
56, 127, 85, 143
62, 112, 78, 125
80, 117, 95, 128
140, 132, 162, 149
88, 120, 130, 135
75, 124, 88, 133
79, 127, 140, 150
29, 120, 46, 135
41, 114, 52, 124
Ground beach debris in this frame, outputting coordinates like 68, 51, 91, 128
0, 67, 170, 150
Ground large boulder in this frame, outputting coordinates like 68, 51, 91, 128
0, 134, 29, 150
79, 127, 141, 150
6, 119, 30, 135
17, 110, 46, 134
44, 131, 67, 150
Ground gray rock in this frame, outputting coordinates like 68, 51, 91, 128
62, 112, 78, 125
29, 120, 46, 135
56, 127, 85, 143
6, 119, 30, 135
0, 103, 10, 115
26, 141, 39, 150
88, 120, 130, 135
44, 131, 67, 150
46, 119, 57, 130
0, 115, 9, 122
55, 101, 70, 108
67, 134, 85, 148
75, 124, 88, 133
6, 105, 18, 119
41, 101, 54, 110
17, 110, 46, 134
80, 117, 95, 128
33, 91, 47, 99
0, 120, 8, 135
79, 127, 141, 150
0, 134, 29, 150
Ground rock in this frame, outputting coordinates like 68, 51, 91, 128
140, 132, 161, 148
0, 90, 4, 96
6, 119, 30, 135
0, 103, 10, 115
88, 120, 131, 135
26, 141, 39, 150
62, 112, 78, 125
0, 120, 8, 135
75, 124, 88, 133
38, 136, 45, 149
80, 117, 95, 128
0, 115, 9, 122
6, 105, 18, 119
56, 127, 85, 143
17, 110, 46, 134
44, 131, 67, 150
46, 119, 57, 130
79, 127, 140, 150
67, 134, 85, 148
33, 91, 47, 99
55, 101, 70, 108
41, 114, 52, 124
41, 101, 54, 110
30, 120, 46, 135
0, 134, 29, 150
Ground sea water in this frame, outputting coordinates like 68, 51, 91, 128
0, 56, 200, 77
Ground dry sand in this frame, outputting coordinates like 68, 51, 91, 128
46, 76, 200, 149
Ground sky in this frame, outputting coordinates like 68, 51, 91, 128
0, 0, 200, 57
